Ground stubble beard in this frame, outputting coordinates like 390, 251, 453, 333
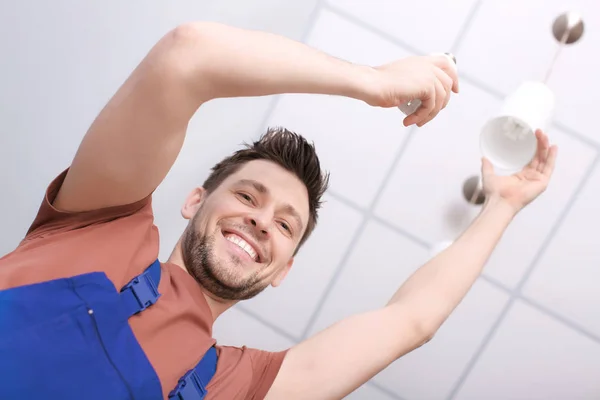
181, 214, 271, 301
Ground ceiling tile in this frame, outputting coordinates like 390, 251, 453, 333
454, 300, 600, 400
522, 161, 600, 337
307, 219, 429, 338
326, 0, 478, 52
212, 307, 295, 351
374, 279, 509, 400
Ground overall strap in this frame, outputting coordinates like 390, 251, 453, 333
168, 346, 218, 400
120, 259, 162, 317
120, 260, 219, 399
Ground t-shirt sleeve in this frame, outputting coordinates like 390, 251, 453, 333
24, 168, 153, 240
247, 347, 288, 399
211, 345, 288, 400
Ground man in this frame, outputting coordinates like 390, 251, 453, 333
0, 21, 556, 400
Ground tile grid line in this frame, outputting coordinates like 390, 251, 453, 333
479, 274, 600, 345
235, 303, 301, 343
445, 151, 600, 400
299, 125, 421, 340
326, 189, 431, 248
517, 294, 600, 346
449, 0, 484, 55
366, 380, 410, 400
323, 1, 425, 56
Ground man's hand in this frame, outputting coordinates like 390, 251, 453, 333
365, 54, 460, 127
481, 129, 558, 213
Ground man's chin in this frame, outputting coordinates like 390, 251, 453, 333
208, 273, 268, 301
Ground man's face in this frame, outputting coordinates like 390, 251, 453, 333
181, 160, 309, 301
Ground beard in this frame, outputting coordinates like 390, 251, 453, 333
181, 214, 271, 301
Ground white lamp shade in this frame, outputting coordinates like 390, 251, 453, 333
480, 81, 555, 171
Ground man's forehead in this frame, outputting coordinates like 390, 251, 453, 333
226, 160, 298, 187
231, 159, 286, 176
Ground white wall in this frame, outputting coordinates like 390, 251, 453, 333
2, 1, 600, 399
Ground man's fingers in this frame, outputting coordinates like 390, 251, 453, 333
528, 129, 547, 171
412, 91, 435, 127
403, 56, 458, 126
431, 54, 459, 93
426, 79, 446, 123
481, 157, 494, 178
543, 145, 558, 177
535, 130, 550, 172
435, 67, 454, 109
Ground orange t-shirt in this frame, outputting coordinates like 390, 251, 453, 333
0, 169, 287, 400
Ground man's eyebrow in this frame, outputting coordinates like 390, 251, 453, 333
237, 179, 268, 194
282, 204, 303, 233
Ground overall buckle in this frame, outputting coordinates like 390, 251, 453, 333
122, 272, 160, 314
168, 369, 207, 400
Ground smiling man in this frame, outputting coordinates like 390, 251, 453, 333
0, 21, 556, 400
177, 141, 322, 306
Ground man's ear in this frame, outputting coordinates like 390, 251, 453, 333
271, 258, 294, 288
181, 187, 206, 220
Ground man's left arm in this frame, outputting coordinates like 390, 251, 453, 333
265, 197, 517, 399
266, 130, 558, 399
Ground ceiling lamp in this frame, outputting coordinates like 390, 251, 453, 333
479, 11, 584, 172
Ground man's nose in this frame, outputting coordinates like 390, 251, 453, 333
245, 214, 270, 238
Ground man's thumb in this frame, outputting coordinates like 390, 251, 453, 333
481, 157, 494, 177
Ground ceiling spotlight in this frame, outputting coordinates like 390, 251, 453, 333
462, 175, 485, 205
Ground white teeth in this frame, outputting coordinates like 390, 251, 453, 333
225, 234, 258, 261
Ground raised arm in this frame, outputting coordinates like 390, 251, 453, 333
53, 22, 456, 212
266, 131, 557, 400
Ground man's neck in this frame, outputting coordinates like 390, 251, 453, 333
167, 239, 235, 322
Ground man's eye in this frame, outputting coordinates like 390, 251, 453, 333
238, 192, 253, 203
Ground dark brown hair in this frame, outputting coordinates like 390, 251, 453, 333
202, 127, 330, 251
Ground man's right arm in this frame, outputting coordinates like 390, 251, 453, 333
52, 25, 207, 212
265, 196, 517, 400
52, 22, 455, 212
51, 22, 372, 212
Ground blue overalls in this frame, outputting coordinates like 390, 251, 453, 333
0, 259, 217, 399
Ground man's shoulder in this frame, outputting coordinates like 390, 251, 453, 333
25, 167, 154, 241
0, 168, 159, 292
